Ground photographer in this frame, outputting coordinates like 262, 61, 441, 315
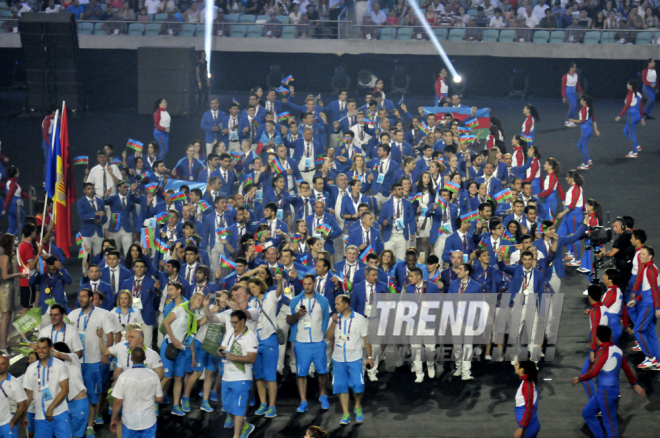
598, 216, 635, 287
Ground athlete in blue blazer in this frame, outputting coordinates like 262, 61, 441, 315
200, 102, 226, 147
31, 263, 72, 313
324, 94, 349, 122
497, 253, 545, 305
346, 213, 385, 255
351, 278, 388, 316
119, 273, 159, 326
533, 220, 587, 280
475, 175, 503, 196
442, 219, 475, 263
447, 276, 482, 294
80, 279, 114, 311
77, 188, 107, 239
425, 190, 459, 245
100, 263, 132, 299
305, 211, 342, 255
379, 188, 416, 243
368, 146, 399, 197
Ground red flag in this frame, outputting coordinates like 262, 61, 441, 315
54, 103, 76, 258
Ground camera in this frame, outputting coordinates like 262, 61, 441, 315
587, 226, 612, 247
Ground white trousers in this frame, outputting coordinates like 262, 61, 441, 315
433, 233, 450, 262
384, 233, 408, 262
411, 344, 436, 374
82, 235, 104, 258
205, 141, 217, 156
110, 229, 133, 257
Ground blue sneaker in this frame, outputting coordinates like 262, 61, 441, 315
297, 401, 308, 413
255, 404, 268, 416
171, 406, 185, 416
319, 395, 329, 410
200, 400, 213, 412
223, 415, 234, 428
94, 413, 104, 425
239, 422, 255, 438
249, 395, 255, 407
340, 413, 350, 425
85, 428, 95, 437
181, 397, 191, 413
265, 406, 277, 418
355, 407, 364, 423
161, 395, 170, 405
209, 390, 219, 402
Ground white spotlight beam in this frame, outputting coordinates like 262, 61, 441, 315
407, 0, 461, 82
204, 0, 213, 76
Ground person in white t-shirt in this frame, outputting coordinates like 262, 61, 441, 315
217, 309, 258, 438
19, 351, 38, 438
111, 290, 145, 343
110, 348, 163, 438
0, 355, 27, 437
23, 338, 71, 438
51, 343, 89, 438
144, 0, 161, 14
35, 304, 83, 359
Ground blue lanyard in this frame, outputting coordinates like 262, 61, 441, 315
76, 307, 94, 333
51, 325, 66, 342
0, 375, 10, 398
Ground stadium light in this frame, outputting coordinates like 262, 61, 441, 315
204, 0, 213, 75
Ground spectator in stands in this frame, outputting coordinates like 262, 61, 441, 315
616, 16, 637, 43
67, 0, 84, 19
551, 0, 564, 19
578, 9, 592, 28
244, 0, 263, 15
644, 7, 658, 29
264, 11, 282, 37
482, 0, 496, 19
436, 9, 454, 27
627, 6, 644, 29
306, 4, 320, 37
119, 2, 135, 20
107, 0, 122, 12
183, 2, 200, 22
371, 2, 387, 25
138, 7, 150, 22
228, 0, 242, 13
465, 18, 483, 40
540, 8, 557, 28
145, 0, 161, 15
431, 0, 444, 14
490, 7, 506, 27
568, 2, 580, 19
591, 10, 605, 29
565, 16, 585, 42
214, 10, 230, 36
620, 0, 632, 19
585, 0, 599, 19
44, 0, 64, 13
159, 0, 175, 13
14, 0, 32, 16
532, 0, 549, 21
1, 8, 19, 33
360, 14, 378, 39
605, 10, 619, 30
454, 6, 471, 26
386, 8, 399, 25
263, 0, 280, 16
474, 6, 490, 27
290, 2, 303, 24
298, 11, 310, 37
516, 0, 529, 17
103, 8, 125, 35
160, 8, 182, 35
523, 5, 539, 31
328, 0, 343, 38
557, 3, 572, 27
393, 0, 407, 20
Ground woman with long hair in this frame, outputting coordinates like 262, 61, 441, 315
346, 154, 369, 184
2, 166, 30, 235
143, 141, 162, 171
0, 234, 23, 352
568, 95, 600, 170
307, 237, 324, 266
537, 157, 562, 219
513, 360, 541, 438
124, 243, 156, 276
429, 160, 446, 193
510, 135, 528, 168
507, 220, 522, 242
460, 180, 480, 213
378, 249, 397, 280
562, 62, 582, 127
556, 170, 585, 266
153, 97, 171, 157
615, 79, 645, 158
641, 58, 657, 119
192, 139, 206, 165
521, 145, 542, 195
577, 199, 603, 279
415, 172, 435, 253
289, 219, 310, 255
521, 104, 540, 145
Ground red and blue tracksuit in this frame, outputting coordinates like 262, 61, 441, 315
557, 184, 584, 260
537, 171, 564, 220
521, 115, 535, 145
619, 90, 643, 154
624, 248, 643, 324
581, 301, 606, 399
578, 342, 638, 438
631, 261, 660, 360
521, 157, 541, 195
435, 77, 448, 105
562, 72, 582, 120
577, 105, 594, 165
579, 213, 600, 279
514, 375, 540, 438
641, 67, 657, 117
601, 286, 625, 346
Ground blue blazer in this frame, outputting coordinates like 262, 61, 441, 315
425, 201, 459, 244
119, 276, 159, 325
334, 145, 362, 174
405, 281, 440, 294
100, 265, 132, 298
368, 158, 399, 197
30, 269, 72, 313
214, 169, 237, 197
447, 278, 483, 294
222, 115, 250, 144
390, 142, 414, 161
185, 281, 219, 300
77, 196, 107, 238
104, 194, 140, 233
475, 232, 514, 268
340, 194, 378, 228
200, 109, 226, 144
440, 268, 458, 293
379, 197, 416, 242
350, 280, 388, 316
80, 280, 114, 311
173, 157, 205, 182
291, 139, 324, 172
305, 213, 342, 254
325, 100, 348, 122
442, 231, 475, 264
263, 188, 294, 215
333, 260, 366, 277
394, 261, 429, 291
256, 219, 288, 247
470, 263, 498, 294
533, 224, 587, 279
497, 261, 544, 305
332, 116, 359, 135
353, 267, 390, 287
346, 225, 384, 255
475, 176, 503, 196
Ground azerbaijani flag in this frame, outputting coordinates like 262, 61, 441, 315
141, 228, 155, 249
429, 270, 441, 285
199, 200, 211, 212
316, 224, 331, 237
269, 158, 285, 174
409, 192, 422, 203
419, 122, 430, 135
487, 193, 497, 206
291, 234, 302, 243
461, 210, 479, 222
220, 256, 236, 269
457, 126, 472, 134
78, 247, 85, 259
465, 118, 479, 128
277, 112, 291, 123
75, 232, 83, 245
443, 181, 460, 194
169, 192, 186, 202
276, 86, 290, 96
112, 158, 123, 167
186, 237, 196, 247
500, 245, 513, 259
251, 118, 261, 128
360, 245, 374, 261
282, 75, 294, 84
155, 211, 169, 224
437, 196, 448, 212
388, 278, 399, 294
232, 97, 240, 106
438, 225, 452, 235
154, 238, 169, 254
541, 218, 556, 234
460, 135, 476, 144
73, 156, 88, 166
300, 254, 310, 266
478, 238, 488, 250
109, 213, 121, 232
126, 139, 143, 152
216, 227, 230, 239
270, 266, 283, 277
363, 119, 375, 127
243, 175, 253, 188
495, 188, 513, 203
145, 183, 158, 194
339, 136, 351, 144
521, 135, 533, 143
315, 155, 324, 165
503, 230, 515, 242
230, 151, 243, 160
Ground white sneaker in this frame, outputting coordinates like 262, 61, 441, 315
495, 356, 504, 362
462, 373, 474, 381
626, 152, 638, 158
511, 355, 519, 366
485, 355, 492, 361
427, 364, 436, 379
638, 357, 659, 369
367, 370, 379, 382
539, 351, 545, 358
414, 373, 425, 383
632, 343, 642, 352
453, 367, 462, 377
473, 346, 483, 357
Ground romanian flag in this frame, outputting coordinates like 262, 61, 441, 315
282, 75, 294, 84
461, 210, 479, 222
465, 118, 479, 128
360, 245, 374, 261
438, 225, 452, 235
291, 234, 302, 243
243, 175, 253, 188
154, 238, 169, 254
269, 158, 285, 174
300, 254, 310, 266
220, 256, 236, 270
316, 224, 331, 237
503, 230, 515, 242
277, 112, 291, 123
409, 192, 422, 203
443, 181, 460, 194
500, 245, 513, 259
494, 188, 513, 203
109, 213, 121, 232
78, 247, 85, 259
419, 122, 430, 135
199, 200, 211, 212
155, 211, 169, 224
437, 196, 448, 212
478, 238, 488, 250
521, 135, 533, 143
73, 156, 88, 166
216, 227, 230, 239
388, 278, 399, 294
126, 139, 143, 152
144, 183, 158, 194
75, 232, 83, 245
169, 192, 186, 202
141, 228, 155, 249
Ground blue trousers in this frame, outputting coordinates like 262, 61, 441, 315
583, 387, 619, 438
633, 302, 659, 359
578, 124, 592, 165
643, 84, 655, 116
154, 129, 169, 158
581, 356, 597, 400
514, 410, 540, 438
531, 179, 540, 196
5, 199, 21, 235
623, 114, 641, 153
566, 88, 578, 120
540, 193, 557, 220
558, 209, 583, 259
625, 275, 637, 323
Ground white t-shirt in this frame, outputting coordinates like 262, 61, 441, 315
110, 343, 163, 371
292, 296, 326, 343
145, 0, 161, 14
253, 292, 279, 342
220, 329, 258, 382
23, 358, 69, 421
62, 353, 86, 401
332, 312, 368, 363
17, 375, 35, 414
217, 307, 259, 334
0, 374, 27, 426
111, 307, 145, 342
38, 324, 83, 357
113, 367, 162, 431
87, 164, 123, 198
165, 306, 192, 344
193, 306, 220, 342
68, 307, 116, 364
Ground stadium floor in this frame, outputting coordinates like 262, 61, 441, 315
2, 96, 660, 437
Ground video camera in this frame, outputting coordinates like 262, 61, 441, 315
587, 226, 612, 247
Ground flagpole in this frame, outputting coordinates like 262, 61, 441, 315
39, 193, 49, 245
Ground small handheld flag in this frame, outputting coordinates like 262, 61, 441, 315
230, 151, 243, 160
503, 230, 515, 242
494, 188, 513, 203
437, 196, 448, 212
78, 247, 85, 259
169, 192, 186, 202
388, 278, 399, 294
363, 119, 375, 127
478, 239, 488, 250
73, 156, 88, 166
155, 211, 169, 224
460, 135, 476, 144
141, 228, 155, 249
251, 118, 261, 128
109, 213, 121, 232
457, 126, 472, 134
291, 234, 302, 243
282, 75, 294, 84
315, 155, 324, 165
199, 200, 211, 212
277, 112, 291, 123
443, 181, 460, 194
500, 246, 513, 259
487, 193, 497, 207
315, 94, 321, 102
154, 238, 169, 254
465, 118, 479, 128
232, 97, 240, 106
438, 225, 452, 235
461, 210, 479, 222
410, 193, 422, 203
521, 135, 533, 143
316, 224, 331, 237
126, 139, 143, 152
220, 256, 236, 270
360, 246, 374, 261
243, 175, 254, 188
269, 158, 285, 174
300, 254, 310, 266
276, 86, 290, 96
419, 122, 430, 135
144, 183, 158, 194
339, 136, 351, 145
216, 227, 230, 239
75, 232, 83, 246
